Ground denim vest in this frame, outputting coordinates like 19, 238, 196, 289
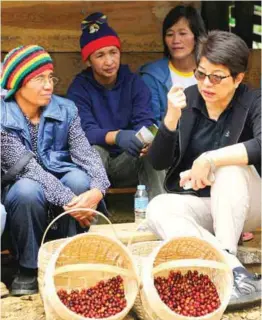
1, 95, 79, 175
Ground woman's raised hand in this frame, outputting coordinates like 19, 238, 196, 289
164, 85, 187, 131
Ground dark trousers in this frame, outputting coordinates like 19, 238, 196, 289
2, 169, 102, 269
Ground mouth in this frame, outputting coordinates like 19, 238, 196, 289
202, 90, 215, 98
104, 68, 116, 73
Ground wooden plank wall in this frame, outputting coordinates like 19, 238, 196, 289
2, 1, 261, 96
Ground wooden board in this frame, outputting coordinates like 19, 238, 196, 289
89, 222, 159, 244
2, 50, 260, 95
1, 1, 200, 52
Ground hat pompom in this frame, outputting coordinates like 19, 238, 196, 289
81, 12, 107, 31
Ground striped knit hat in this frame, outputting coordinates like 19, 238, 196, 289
80, 12, 121, 61
1, 45, 53, 100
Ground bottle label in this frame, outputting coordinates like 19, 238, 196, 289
134, 197, 148, 212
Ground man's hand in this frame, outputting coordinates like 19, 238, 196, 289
63, 188, 103, 227
115, 130, 144, 157
139, 144, 150, 157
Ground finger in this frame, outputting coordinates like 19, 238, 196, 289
202, 177, 212, 186
169, 84, 184, 94
177, 101, 187, 109
179, 176, 191, 187
191, 179, 199, 191
133, 136, 144, 149
66, 196, 80, 207
196, 179, 206, 189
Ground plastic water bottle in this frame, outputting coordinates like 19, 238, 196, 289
134, 185, 148, 225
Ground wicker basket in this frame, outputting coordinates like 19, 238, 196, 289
42, 231, 139, 320
140, 236, 233, 320
38, 209, 117, 299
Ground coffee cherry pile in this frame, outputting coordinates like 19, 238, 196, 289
154, 270, 221, 317
57, 275, 127, 318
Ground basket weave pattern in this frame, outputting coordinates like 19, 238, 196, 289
131, 237, 233, 320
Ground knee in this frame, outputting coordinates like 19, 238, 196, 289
146, 194, 168, 221
215, 165, 248, 182
62, 170, 91, 195
5, 179, 44, 206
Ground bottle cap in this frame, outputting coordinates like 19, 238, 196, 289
137, 185, 146, 190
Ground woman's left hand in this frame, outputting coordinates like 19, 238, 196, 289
63, 188, 103, 226
180, 156, 213, 190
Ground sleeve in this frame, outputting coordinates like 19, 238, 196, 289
243, 92, 261, 165
147, 122, 179, 170
1, 130, 75, 207
129, 75, 156, 131
67, 80, 109, 146
140, 73, 162, 126
68, 114, 110, 194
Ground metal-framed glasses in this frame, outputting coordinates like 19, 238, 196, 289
29, 75, 59, 87
194, 69, 232, 85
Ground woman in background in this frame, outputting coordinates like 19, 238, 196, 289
140, 5, 206, 124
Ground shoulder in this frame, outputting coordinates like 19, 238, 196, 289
139, 57, 169, 75
235, 84, 261, 109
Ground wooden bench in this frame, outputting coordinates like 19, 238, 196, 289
106, 187, 136, 195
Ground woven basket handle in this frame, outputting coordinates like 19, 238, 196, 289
152, 258, 230, 276
41, 208, 117, 246
127, 213, 204, 248
53, 263, 137, 280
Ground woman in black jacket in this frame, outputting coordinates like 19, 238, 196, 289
147, 30, 261, 309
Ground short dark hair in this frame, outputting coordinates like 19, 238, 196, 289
162, 5, 206, 57
196, 30, 250, 76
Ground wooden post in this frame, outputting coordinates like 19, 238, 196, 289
235, 1, 254, 48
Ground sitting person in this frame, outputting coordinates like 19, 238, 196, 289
1, 45, 110, 296
67, 12, 165, 200
146, 31, 261, 308
139, 5, 206, 124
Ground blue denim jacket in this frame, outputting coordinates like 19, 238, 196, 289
139, 57, 172, 125
1, 95, 79, 175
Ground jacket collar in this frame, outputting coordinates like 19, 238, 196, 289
2, 95, 63, 131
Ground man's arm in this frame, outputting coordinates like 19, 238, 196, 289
129, 75, 156, 130
67, 80, 110, 146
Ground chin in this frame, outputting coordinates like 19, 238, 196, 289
38, 97, 52, 105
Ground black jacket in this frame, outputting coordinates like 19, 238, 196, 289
148, 84, 261, 193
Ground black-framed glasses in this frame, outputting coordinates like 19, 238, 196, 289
194, 69, 232, 85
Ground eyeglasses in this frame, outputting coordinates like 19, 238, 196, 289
194, 69, 232, 85
29, 75, 59, 87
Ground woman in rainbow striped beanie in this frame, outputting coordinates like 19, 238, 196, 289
1, 45, 110, 296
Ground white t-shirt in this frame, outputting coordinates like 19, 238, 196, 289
169, 61, 197, 89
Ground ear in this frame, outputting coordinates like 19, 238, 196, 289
234, 72, 245, 89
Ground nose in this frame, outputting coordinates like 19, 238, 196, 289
105, 55, 114, 66
43, 79, 53, 89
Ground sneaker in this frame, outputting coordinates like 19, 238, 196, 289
10, 272, 38, 296
227, 267, 261, 310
